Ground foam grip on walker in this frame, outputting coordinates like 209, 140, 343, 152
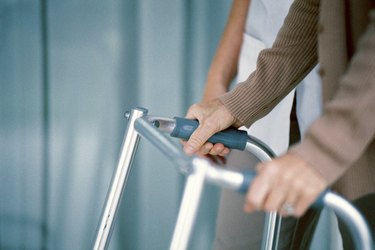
171, 117, 248, 151
237, 170, 257, 194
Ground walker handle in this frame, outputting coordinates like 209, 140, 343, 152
171, 117, 248, 151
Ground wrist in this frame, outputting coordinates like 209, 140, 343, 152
206, 65, 234, 87
203, 82, 228, 101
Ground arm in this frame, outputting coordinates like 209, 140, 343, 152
184, 0, 320, 155
183, 0, 326, 217
246, 9, 375, 216
219, 0, 319, 127
188, 0, 249, 156
202, 0, 250, 101
291, 9, 375, 187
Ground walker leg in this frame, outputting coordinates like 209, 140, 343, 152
169, 158, 210, 250
262, 212, 282, 250
243, 141, 281, 250
93, 107, 148, 250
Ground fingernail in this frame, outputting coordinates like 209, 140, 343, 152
184, 145, 195, 156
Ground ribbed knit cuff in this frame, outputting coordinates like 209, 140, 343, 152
219, 77, 263, 128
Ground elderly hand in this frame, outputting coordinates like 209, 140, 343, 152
244, 152, 328, 217
183, 99, 242, 156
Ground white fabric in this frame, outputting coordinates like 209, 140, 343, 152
236, 0, 323, 156
245, 0, 294, 48
237, 34, 294, 155
295, 67, 322, 137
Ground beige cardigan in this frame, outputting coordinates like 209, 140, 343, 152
219, 0, 375, 200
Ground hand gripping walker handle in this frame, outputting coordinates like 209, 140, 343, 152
238, 169, 328, 208
171, 117, 329, 207
170, 117, 248, 151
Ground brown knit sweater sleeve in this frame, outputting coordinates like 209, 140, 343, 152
292, 11, 375, 185
219, 0, 319, 127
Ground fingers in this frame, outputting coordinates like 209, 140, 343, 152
279, 191, 300, 217
207, 143, 229, 156
183, 99, 237, 156
244, 153, 328, 217
198, 154, 227, 165
189, 141, 230, 156
181, 140, 230, 157
292, 179, 325, 216
184, 120, 220, 155
244, 163, 274, 213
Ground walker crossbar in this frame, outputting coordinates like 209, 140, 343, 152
93, 107, 373, 250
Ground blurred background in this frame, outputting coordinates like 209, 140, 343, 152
0, 0, 341, 249
0, 0, 231, 249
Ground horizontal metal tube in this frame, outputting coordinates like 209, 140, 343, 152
135, 115, 280, 250
135, 116, 250, 191
323, 192, 373, 250
141, 115, 275, 160
205, 164, 245, 190
134, 116, 192, 174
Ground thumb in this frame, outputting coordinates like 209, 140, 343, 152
184, 122, 219, 156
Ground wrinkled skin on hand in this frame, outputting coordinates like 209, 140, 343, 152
244, 152, 328, 217
183, 99, 328, 217
184, 99, 242, 156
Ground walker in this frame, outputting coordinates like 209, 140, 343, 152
92, 107, 373, 250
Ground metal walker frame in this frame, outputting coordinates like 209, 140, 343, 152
93, 107, 373, 250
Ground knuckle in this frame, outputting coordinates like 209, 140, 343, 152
281, 171, 294, 183
304, 187, 317, 197
265, 163, 280, 177
292, 179, 304, 190
189, 103, 199, 111
187, 104, 204, 119
187, 104, 197, 115
211, 143, 224, 154
199, 144, 211, 155
209, 149, 218, 156
204, 142, 213, 150
203, 119, 219, 132
264, 202, 276, 212
189, 137, 204, 148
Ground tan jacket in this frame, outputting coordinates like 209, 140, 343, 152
220, 0, 375, 200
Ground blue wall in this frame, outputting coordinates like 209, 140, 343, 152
0, 0, 231, 249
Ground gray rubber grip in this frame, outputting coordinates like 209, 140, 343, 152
171, 117, 248, 151
237, 170, 257, 193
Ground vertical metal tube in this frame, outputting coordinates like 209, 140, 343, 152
169, 158, 209, 250
92, 107, 147, 250
246, 141, 281, 250
262, 212, 282, 250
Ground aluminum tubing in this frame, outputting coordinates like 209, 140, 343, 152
92, 107, 147, 250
